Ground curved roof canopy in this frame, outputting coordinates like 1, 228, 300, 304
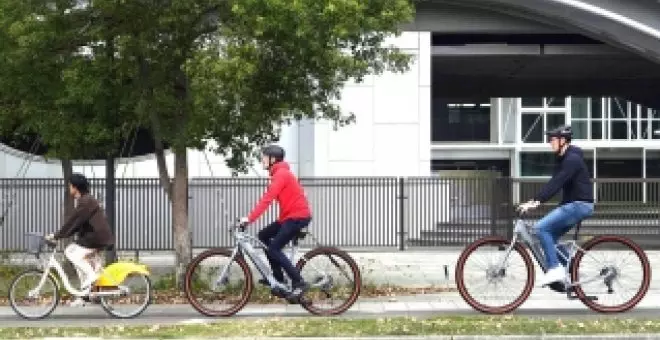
423, 0, 660, 63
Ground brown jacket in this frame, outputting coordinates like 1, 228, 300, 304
54, 194, 114, 248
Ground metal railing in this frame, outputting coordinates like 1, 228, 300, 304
1, 177, 659, 251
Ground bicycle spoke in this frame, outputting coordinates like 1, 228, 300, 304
184, 249, 252, 317
9, 270, 59, 319
572, 236, 649, 313
298, 248, 360, 316
457, 238, 534, 314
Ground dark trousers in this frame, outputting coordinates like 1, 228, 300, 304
257, 218, 311, 285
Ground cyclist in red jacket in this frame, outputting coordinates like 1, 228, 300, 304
239, 145, 312, 301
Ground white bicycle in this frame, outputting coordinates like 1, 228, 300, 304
8, 233, 152, 319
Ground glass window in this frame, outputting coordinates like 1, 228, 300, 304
591, 98, 602, 118
641, 106, 649, 119
521, 113, 543, 142
572, 120, 588, 139
546, 113, 565, 131
520, 152, 555, 176
610, 98, 628, 119
571, 97, 589, 118
611, 121, 628, 140
652, 120, 660, 140
631, 121, 639, 139
652, 109, 660, 119
546, 97, 566, 108
431, 99, 491, 142
591, 121, 602, 140
521, 97, 543, 107
641, 121, 650, 139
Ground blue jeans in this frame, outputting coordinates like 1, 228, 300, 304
257, 218, 311, 285
532, 201, 594, 269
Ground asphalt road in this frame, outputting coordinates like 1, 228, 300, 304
1, 299, 659, 328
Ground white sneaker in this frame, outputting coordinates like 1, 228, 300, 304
68, 297, 87, 307
539, 266, 566, 287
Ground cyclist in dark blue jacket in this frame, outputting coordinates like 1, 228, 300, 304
517, 125, 594, 287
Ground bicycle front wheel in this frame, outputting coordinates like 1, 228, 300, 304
184, 248, 253, 317
455, 236, 535, 314
100, 273, 152, 318
296, 247, 361, 316
571, 235, 651, 313
9, 270, 60, 320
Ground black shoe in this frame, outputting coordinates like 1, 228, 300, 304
285, 282, 309, 304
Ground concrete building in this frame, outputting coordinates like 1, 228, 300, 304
2, 0, 660, 180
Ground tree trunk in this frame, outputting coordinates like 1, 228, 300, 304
172, 147, 189, 290
61, 159, 74, 219
153, 137, 172, 200
139, 57, 173, 201
60, 158, 77, 279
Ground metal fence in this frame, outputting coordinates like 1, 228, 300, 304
1, 177, 659, 252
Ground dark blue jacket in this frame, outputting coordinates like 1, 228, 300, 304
534, 145, 594, 204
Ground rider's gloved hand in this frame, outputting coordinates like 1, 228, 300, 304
517, 200, 540, 213
45, 233, 56, 242
237, 217, 249, 228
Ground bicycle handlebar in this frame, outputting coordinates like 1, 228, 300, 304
42, 236, 57, 248
228, 219, 248, 233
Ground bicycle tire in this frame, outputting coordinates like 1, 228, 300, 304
9, 269, 60, 320
570, 235, 651, 313
296, 246, 361, 316
184, 248, 253, 317
100, 274, 153, 319
456, 236, 535, 314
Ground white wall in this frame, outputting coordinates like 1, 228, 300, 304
0, 31, 433, 179
306, 32, 432, 177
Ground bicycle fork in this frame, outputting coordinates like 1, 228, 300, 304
489, 235, 519, 279
28, 256, 57, 298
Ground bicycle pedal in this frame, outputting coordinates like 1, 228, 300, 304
567, 294, 598, 301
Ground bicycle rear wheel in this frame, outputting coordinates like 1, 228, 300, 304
296, 247, 361, 316
184, 248, 253, 317
571, 235, 651, 313
455, 236, 535, 314
99, 273, 152, 318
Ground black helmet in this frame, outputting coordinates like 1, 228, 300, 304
261, 144, 285, 161
69, 173, 90, 194
545, 125, 572, 141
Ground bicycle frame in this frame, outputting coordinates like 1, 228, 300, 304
496, 217, 615, 290
214, 228, 329, 292
30, 246, 124, 299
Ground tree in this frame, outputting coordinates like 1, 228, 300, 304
1, 0, 416, 288
0, 0, 134, 220
102, 0, 415, 287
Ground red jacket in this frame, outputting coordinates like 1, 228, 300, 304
247, 161, 312, 223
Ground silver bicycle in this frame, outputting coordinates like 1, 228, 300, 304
455, 210, 651, 314
183, 220, 361, 317
8, 233, 152, 320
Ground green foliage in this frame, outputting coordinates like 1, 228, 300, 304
2, 0, 415, 171
0, 0, 134, 159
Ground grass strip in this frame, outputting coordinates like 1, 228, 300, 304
1, 315, 659, 339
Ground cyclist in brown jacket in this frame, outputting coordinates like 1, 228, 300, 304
46, 173, 114, 306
